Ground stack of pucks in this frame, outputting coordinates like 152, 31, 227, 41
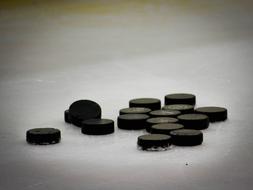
129, 98, 161, 111
64, 100, 102, 127
146, 117, 178, 132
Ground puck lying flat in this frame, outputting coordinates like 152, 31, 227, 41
195, 106, 227, 122
149, 110, 181, 118
165, 93, 196, 105
151, 123, 184, 135
146, 117, 178, 132
119, 107, 151, 115
129, 98, 161, 111
118, 114, 150, 130
67, 100, 102, 127
170, 129, 203, 146
177, 114, 209, 130
26, 128, 61, 145
137, 134, 172, 151
162, 104, 194, 114
82, 119, 114, 135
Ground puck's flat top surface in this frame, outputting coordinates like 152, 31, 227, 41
82, 118, 113, 125
163, 104, 194, 112
195, 106, 227, 113
178, 114, 208, 120
152, 123, 184, 131
119, 107, 151, 115
149, 110, 181, 117
147, 117, 178, 124
27, 128, 60, 135
118, 114, 149, 120
130, 98, 160, 104
165, 93, 195, 100
170, 129, 202, 136
138, 134, 171, 141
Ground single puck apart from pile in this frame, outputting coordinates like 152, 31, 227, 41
151, 123, 184, 135
170, 129, 203, 146
119, 107, 151, 115
118, 114, 150, 130
129, 98, 161, 111
195, 106, 227, 122
162, 104, 194, 114
165, 93, 196, 105
67, 100, 102, 127
81, 119, 114, 135
137, 134, 172, 151
64, 110, 71, 123
146, 117, 178, 132
177, 114, 209, 130
26, 128, 61, 145
149, 109, 181, 118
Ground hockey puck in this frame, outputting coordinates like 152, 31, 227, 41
146, 117, 178, 132
170, 129, 203, 146
118, 114, 150, 130
149, 109, 181, 118
195, 106, 227, 122
64, 110, 71, 123
129, 98, 161, 111
68, 100, 102, 127
151, 123, 184, 135
165, 93, 196, 105
137, 134, 172, 151
162, 104, 194, 114
177, 114, 209, 130
81, 119, 114, 135
26, 128, 61, 145
119, 107, 151, 115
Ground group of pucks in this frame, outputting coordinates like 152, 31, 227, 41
118, 93, 227, 151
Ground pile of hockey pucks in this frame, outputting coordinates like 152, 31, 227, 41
118, 93, 227, 151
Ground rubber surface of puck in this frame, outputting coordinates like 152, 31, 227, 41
177, 114, 209, 130
64, 110, 71, 123
129, 98, 161, 111
146, 117, 178, 132
151, 123, 184, 135
170, 129, 203, 146
118, 114, 150, 130
195, 106, 227, 122
137, 134, 172, 151
162, 104, 194, 114
68, 100, 102, 127
149, 109, 181, 118
26, 128, 61, 145
119, 107, 151, 115
165, 93, 196, 105
82, 119, 114, 135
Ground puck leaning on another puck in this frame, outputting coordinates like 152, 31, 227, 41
170, 129, 203, 146
162, 104, 194, 114
64, 110, 71, 123
129, 98, 161, 111
177, 114, 209, 130
151, 123, 184, 135
119, 107, 151, 115
26, 128, 61, 145
118, 114, 150, 130
165, 93, 196, 105
81, 119, 114, 135
195, 106, 227, 122
66, 99, 102, 127
146, 117, 178, 132
149, 109, 181, 118
137, 134, 172, 151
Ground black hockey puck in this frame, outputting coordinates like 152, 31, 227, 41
177, 114, 209, 130
119, 107, 151, 115
149, 109, 181, 118
81, 119, 114, 135
162, 104, 194, 114
137, 134, 172, 151
151, 123, 184, 135
68, 100, 102, 127
146, 117, 178, 132
129, 98, 161, 111
170, 129, 203, 146
26, 128, 61, 145
118, 114, 150, 130
195, 106, 227, 122
64, 110, 71, 123
165, 93, 196, 105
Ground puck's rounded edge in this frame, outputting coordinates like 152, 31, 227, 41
81, 119, 115, 135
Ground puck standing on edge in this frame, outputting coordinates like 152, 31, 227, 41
82, 119, 114, 135
129, 98, 161, 111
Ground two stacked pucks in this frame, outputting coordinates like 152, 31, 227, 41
65, 99, 114, 135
